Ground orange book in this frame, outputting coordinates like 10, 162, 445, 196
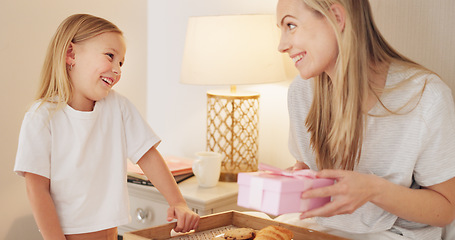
127, 156, 194, 180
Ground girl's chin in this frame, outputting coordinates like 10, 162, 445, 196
93, 91, 110, 102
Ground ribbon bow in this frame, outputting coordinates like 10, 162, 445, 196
258, 163, 317, 179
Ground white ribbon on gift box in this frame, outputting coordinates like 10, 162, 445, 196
249, 177, 265, 209
248, 163, 317, 211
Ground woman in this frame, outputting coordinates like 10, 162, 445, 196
276, 0, 455, 239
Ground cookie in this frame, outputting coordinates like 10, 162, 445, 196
223, 227, 256, 240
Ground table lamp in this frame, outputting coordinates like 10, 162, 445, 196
180, 15, 296, 182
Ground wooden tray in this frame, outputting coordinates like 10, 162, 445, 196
123, 210, 347, 240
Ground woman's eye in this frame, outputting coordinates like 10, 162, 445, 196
287, 23, 296, 30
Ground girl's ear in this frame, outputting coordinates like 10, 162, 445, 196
66, 42, 76, 65
330, 3, 346, 32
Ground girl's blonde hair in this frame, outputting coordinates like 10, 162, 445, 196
36, 14, 123, 111
301, 0, 431, 170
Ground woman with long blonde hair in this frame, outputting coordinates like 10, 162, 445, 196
277, 0, 455, 239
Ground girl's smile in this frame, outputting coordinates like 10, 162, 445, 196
66, 32, 126, 111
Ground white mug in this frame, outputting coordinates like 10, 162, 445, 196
192, 151, 222, 188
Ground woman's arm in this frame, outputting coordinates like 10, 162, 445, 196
24, 172, 66, 240
373, 175, 455, 227
300, 170, 455, 227
137, 147, 200, 232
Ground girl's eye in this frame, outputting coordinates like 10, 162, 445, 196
287, 23, 296, 30
106, 53, 114, 59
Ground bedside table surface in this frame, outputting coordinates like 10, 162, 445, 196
177, 177, 239, 204
128, 176, 239, 205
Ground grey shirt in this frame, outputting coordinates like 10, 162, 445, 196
287, 63, 455, 239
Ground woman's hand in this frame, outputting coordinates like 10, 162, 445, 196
299, 169, 382, 219
286, 161, 310, 171
167, 203, 200, 233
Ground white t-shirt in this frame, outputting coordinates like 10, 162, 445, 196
14, 90, 161, 234
288, 63, 455, 239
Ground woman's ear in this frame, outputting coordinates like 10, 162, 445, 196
66, 42, 75, 65
330, 3, 346, 32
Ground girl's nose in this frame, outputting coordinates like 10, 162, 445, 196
112, 66, 121, 76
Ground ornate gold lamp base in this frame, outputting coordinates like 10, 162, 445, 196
206, 89, 259, 182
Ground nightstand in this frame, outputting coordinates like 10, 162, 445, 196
118, 176, 245, 235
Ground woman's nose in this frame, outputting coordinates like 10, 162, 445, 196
277, 34, 290, 53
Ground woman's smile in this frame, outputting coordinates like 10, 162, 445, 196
291, 52, 306, 66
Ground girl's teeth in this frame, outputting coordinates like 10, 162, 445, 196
102, 77, 113, 85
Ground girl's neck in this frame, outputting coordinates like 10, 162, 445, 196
68, 98, 95, 112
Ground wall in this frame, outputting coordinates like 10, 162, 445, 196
370, 0, 455, 91
146, 0, 455, 169
0, 0, 147, 239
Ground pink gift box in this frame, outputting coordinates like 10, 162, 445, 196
237, 164, 334, 216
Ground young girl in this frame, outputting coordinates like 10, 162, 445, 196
14, 14, 199, 240
276, 0, 455, 239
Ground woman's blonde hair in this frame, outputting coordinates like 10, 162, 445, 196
36, 14, 123, 111
301, 0, 430, 170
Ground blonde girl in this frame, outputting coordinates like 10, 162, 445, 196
15, 14, 199, 240
277, 0, 455, 239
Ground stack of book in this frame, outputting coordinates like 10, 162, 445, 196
127, 156, 194, 186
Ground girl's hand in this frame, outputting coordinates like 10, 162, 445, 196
167, 203, 200, 233
299, 169, 382, 219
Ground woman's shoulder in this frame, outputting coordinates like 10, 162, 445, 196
388, 62, 451, 103
389, 62, 447, 92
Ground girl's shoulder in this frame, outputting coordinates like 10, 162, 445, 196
102, 90, 131, 105
98, 90, 138, 114
26, 100, 58, 117
20, 100, 60, 129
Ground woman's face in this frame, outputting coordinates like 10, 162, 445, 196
277, 0, 339, 79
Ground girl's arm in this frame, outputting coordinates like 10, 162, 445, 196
24, 172, 66, 240
137, 146, 200, 233
300, 170, 455, 227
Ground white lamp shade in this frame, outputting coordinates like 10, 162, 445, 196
180, 15, 297, 85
